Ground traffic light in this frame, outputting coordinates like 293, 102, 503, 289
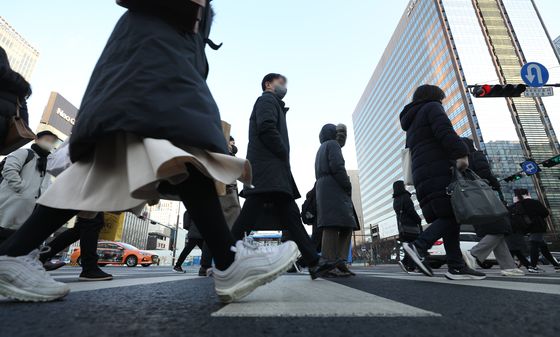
472, 84, 526, 98
503, 173, 523, 182
542, 154, 560, 168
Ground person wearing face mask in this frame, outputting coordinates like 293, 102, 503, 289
0, 131, 57, 240
231, 73, 335, 279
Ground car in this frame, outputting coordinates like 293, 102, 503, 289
425, 232, 497, 269
70, 241, 159, 267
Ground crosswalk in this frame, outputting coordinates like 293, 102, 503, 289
43, 266, 560, 318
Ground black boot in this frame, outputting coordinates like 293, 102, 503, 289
79, 266, 113, 281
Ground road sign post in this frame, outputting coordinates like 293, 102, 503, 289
521, 62, 549, 87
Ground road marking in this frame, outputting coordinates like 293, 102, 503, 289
68, 275, 198, 293
358, 272, 560, 295
212, 275, 440, 317
355, 270, 560, 281
52, 271, 182, 280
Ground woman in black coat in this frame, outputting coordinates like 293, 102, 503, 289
315, 124, 357, 276
0, 0, 298, 303
400, 84, 485, 280
393, 180, 422, 273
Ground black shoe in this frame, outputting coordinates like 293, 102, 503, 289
444, 266, 486, 280
173, 266, 186, 273
198, 267, 209, 277
336, 260, 356, 276
79, 268, 113, 281
286, 264, 298, 273
403, 243, 433, 277
43, 260, 66, 271
309, 260, 336, 280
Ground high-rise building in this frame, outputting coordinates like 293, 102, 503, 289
553, 36, 560, 55
0, 16, 39, 80
353, 0, 560, 238
148, 200, 181, 227
348, 170, 366, 244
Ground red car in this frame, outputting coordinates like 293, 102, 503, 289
70, 241, 159, 267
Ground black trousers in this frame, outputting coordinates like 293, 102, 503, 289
0, 227, 16, 246
175, 238, 204, 267
39, 214, 104, 272
510, 250, 531, 268
530, 240, 559, 267
231, 193, 319, 267
0, 165, 236, 271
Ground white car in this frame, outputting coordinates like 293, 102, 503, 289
426, 232, 497, 269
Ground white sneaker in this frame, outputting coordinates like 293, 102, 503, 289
462, 250, 478, 270
213, 239, 298, 303
0, 250, 70, 302
501, 268, 525, 276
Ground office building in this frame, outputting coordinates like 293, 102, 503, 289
353, 0, 560, 238
348, 170, 366, 245
0, 16, 39, 80
554, 36, 560, 55
148, 200, 182, 227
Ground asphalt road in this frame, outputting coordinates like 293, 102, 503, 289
1, 264, 559, 337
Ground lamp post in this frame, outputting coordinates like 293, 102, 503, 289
171, 203, 181, 266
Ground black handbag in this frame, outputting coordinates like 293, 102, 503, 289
397, 203, 421, 241
448, 168, 509, 225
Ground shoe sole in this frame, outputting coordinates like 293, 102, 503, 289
0, 279, 69, 302
216, 245, 299, 304
444, 272, 486, 280
397, 261, 409, 274
78, 276, 113, 281
461, 251, 477, 270
403, 244, 433, 277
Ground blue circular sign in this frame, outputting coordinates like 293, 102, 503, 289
521, 160, 540, 175
520, 62, 549, 87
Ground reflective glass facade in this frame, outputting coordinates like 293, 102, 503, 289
354, 0, 560, 238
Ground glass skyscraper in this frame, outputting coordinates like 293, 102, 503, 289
353, 0, 560, 238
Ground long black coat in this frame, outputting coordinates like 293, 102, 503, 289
392, 183, 422, 228
0, 47, 30, 124
241, 91, 300, 199
400, 100, 468, 223
69, 8, 228, 162
315, 124, 357, 230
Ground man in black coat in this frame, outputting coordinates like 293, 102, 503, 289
231, 73, 332, 279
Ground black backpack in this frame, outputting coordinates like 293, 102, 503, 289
0, 149, 34, 184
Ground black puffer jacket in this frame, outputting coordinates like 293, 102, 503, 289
462, 138, 501, 192
241, 91, 300, 199
400, 100, 468, 223
516, 198, 550, 234
315, 124, 356, 229
0, 47, 30, 124
392, 181, 421, 227
68, 4, 228, 162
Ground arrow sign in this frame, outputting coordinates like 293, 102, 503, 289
521, 62, 549, 87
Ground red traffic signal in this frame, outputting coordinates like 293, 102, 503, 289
472, 84, 526, 98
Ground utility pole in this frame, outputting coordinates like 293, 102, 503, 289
171, 202, 181, 266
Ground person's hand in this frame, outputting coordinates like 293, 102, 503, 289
456, 156, 469, 172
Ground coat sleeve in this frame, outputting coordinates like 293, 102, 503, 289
326, 141, 351, 194
254, 97, 289, 160
2, 149, 28, 193
530, 200, 550, 218
427, 103, 468, 160
404, 196, 422, 224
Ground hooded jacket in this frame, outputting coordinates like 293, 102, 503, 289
400, 100, 468, 223
315, 124, 357, 229
392, 180, 422, 230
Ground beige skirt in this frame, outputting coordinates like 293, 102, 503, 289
38, 133, 252, 213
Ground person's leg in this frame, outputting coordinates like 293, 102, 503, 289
492, 237, 517, 270
175, 239, 199, 268
438, 218, 465, 269
231, 196, 262, 241
471, 235, 501, 262
175, 166, 235, 271
277, 196, 320, 267
539, 242, 560, 267
511, 250, 530, 268
0, 227, 16, 246
76, 214, 105, 272
336, 228, 352, 262
0, 206, 79, 257
413, 217, 453, 254
310, 223, 322, 253
530, 241, 540, 268
39, 227, 81, 262
321, 228, 338, 262
200, 242, 212, 269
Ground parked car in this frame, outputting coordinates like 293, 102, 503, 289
426, 232, 497, 269
70, 241, 159, 267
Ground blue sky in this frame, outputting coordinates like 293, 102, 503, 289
2, 0, 560, 196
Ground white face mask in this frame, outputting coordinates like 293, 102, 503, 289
37, 141, 54, 152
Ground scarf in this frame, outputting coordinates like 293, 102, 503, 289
31, 143, 50, 177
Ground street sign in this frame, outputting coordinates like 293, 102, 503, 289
523, 86, 554, 97
520, 160, 541, 175
361, 246, 367, 252
521, 62, 549, 87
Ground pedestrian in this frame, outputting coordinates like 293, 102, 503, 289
400, 84, 485, 280
315, 123, 358, 277
507, 193, 532, 270
392, 180, 422, 274
174, 211, 206, 274
0, 46, 31, 148
39, 213, 113, 281
459, 138, 524, 276
513, 189, 559, 273
231, 73, 333, 280
0, 130, 57, 239
0, 1, 298, 303
198, 135, 242, 276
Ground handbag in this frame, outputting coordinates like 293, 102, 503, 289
401, 148, 413, 186
397, 201, 421, 241
448, 167, 509, 225
0, 98, 36, 155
